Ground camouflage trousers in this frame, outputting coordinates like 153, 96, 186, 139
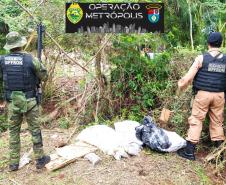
8, 99, 44, 165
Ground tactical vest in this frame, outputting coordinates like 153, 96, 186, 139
1, 53, 38, 100
193, 53, 226, 92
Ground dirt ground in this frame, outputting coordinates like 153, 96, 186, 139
0, 127, 225, 185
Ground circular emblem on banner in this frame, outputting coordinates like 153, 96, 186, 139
67, 3, 83, 24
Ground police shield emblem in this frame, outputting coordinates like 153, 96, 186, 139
148, 9, 159, 23
67, 3, 83, 24
146, 4, 162, 24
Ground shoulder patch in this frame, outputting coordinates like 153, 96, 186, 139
4, 56, 23, 65
208, 63, 226, 73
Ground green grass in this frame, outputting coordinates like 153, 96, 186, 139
58, 117, 70, 129
194, 165, 211, 185
0, 138, 9, 168
0, 173, 6, 181
0, 138, 8, 148
0, 159, 8, 168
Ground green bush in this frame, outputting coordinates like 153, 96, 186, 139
110, 34, 171, 120
58, 117, 70, 129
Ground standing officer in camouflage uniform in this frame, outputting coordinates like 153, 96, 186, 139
177, 32, 225, 160
0, 31, 50, 171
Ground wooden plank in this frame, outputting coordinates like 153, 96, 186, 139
45, 142, 97, 171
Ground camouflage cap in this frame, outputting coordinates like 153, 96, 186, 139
4, 31, 27, 50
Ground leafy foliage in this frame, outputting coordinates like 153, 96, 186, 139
164, 0, 226, 48
0, 0, 225, 134
110, 34, 170, 121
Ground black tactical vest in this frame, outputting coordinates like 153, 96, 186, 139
0, 53, 38, 100
193, 53, 226, 92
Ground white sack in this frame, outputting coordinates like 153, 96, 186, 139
76, 125, 127, 159
114, 120, 143, 155
76, 121, 143, 159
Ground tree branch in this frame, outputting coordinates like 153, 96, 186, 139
14, 0, 89, 72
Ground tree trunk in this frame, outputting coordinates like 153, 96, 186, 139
95, 35, 105, 92
94, 34, 105, 122
187, 0, 194, 50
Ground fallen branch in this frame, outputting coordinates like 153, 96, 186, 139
205, 140, 226, 163
205, 140, 226, 173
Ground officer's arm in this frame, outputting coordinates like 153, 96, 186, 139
32, 58, 48, 81
178, 55, 203, 91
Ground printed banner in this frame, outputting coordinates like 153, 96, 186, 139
65, 3, 164, 33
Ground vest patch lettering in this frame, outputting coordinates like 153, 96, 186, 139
208, 63, 226, 73
5, 56, 23, 65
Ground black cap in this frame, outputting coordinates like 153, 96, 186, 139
207, 32, 223, 47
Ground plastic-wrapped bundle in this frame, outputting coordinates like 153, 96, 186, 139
136, 116, 186, 152
136, 116, 171, 152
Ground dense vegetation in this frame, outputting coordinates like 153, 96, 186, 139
0, 0, 225, 135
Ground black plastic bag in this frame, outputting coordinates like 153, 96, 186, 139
136, 116, 171, 152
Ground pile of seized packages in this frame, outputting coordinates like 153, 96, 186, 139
19, 116, 186, 171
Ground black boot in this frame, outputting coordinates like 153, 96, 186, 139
9, 164, 19, 172
36, 155, 51, 169
213, 140, 224, 148
212, 140, 224, 162
177, 141, 196, 160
